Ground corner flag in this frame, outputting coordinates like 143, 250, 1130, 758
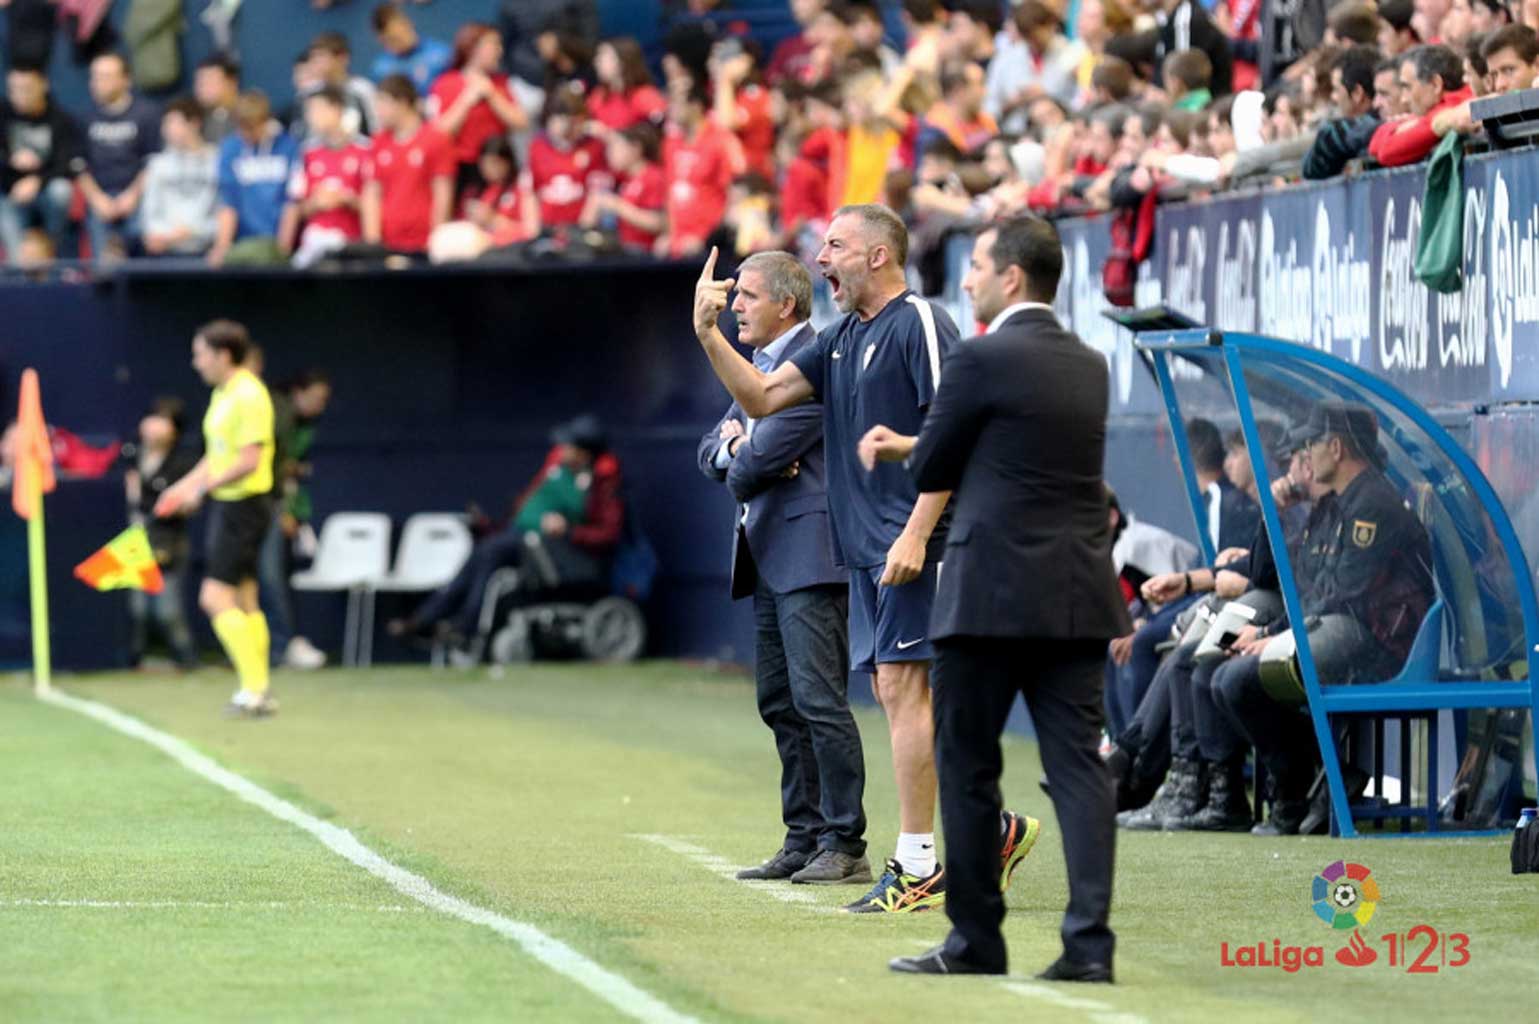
75, 525, 165, 595
12, 368, 55, 692
11, 368, 55, 520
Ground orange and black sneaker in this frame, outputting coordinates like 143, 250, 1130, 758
999, 811, 1041, 893
842, 859, 945, 914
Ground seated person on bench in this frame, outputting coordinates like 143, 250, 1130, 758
1206, 400, 1435, 834
387, 414, 623, 642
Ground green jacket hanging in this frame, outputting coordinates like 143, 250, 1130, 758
126, 0, 186, 93
1413, 131, 1465, 294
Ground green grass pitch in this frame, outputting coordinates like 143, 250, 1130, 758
0, 663, 1529, 1023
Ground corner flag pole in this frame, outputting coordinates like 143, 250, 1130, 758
27, 470, 50, 693
12, 368, 56, 694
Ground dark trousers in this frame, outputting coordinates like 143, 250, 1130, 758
1211, 655, 1318, 797
1192, 654, 1249, 763
415, 530, 528, 634
1118, 638, 1198, 777
753, 580, 866, 856
128, 564, 196, 669
1108, 594, 1199, 734
934, 636, 1115, 972
1210, 620, 1396, 797
415, 530, 601, 636
1168, 645, 1215, 763
258, 511, 297, 660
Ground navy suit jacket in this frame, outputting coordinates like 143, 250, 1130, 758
908, 308, 1132, 641
697, 322, 845, 599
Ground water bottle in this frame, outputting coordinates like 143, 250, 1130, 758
1519, 808, 1537, 830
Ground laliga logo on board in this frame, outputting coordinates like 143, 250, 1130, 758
1314, 860, 1380, 967
1218, 861, 1380, 972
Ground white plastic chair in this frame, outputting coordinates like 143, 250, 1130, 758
291, 512, 392, 667
375, 513, 474, 593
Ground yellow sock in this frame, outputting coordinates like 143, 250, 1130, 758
245, 612, 271, 696
212, 609, 255, 692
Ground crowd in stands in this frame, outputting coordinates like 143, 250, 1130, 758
2, 0, 1537, 271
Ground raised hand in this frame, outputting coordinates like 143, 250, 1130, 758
693, 246, 736, 340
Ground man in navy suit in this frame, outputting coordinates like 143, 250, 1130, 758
697, 251, 871, 886
867, 216, 1130, 982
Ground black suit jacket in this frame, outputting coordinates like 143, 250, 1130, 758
908, 308, 1132, 642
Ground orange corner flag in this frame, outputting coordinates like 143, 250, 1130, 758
74, 525, 165, 595
11, 368, 56, 520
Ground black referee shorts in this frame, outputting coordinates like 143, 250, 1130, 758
205, 493, 273, 585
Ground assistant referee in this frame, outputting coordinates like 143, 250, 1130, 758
157, 320, 278, 717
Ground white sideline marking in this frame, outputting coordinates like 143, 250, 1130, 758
1002, 982, 1147, 1024
2, 898, 415, 912
40, 688, 698, 1024
629, 834, 830, 910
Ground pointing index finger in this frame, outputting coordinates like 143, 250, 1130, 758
700, 245, 718, 283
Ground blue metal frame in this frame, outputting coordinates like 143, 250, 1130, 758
1138, 330, 1539, 838
1150, 349, 1219, 565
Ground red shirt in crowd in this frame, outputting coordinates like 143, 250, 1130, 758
663, 121, 735, 257
463, 179, 534, 246
1368, 86, 1474, 167
291, 140, 370, 240
524, 134, 610, 226
586, 84, 667, 131
728, 83, 776, 180
781, 125, 840, 231
766, 32, 816, 86
429, 69, 522, 164
616, 161, 666, 251
369, 122, 456, 252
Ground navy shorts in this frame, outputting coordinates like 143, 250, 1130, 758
847, 562, 938, 673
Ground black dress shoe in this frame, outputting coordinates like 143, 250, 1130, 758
1299, 767, 1368, 835
1035, 957, 1113, 983
735, 848, 809, 880
889, 945, 1003, 975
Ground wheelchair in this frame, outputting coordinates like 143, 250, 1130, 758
440, 531, 648, 667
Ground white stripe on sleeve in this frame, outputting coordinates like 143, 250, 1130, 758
905, 294, 943, 388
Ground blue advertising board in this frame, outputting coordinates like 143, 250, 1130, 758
1035, 149, 1539, 410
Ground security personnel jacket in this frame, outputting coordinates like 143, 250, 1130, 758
1298, 469, 1434, 661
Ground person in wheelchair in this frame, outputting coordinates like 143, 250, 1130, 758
386, 414, 623, 644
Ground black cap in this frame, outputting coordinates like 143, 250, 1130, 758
551, 413, 607, 454
1287, 400, 1379, 456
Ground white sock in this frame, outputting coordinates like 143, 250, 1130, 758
895, 833, 937, 877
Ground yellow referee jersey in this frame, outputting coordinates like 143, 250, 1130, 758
203, 367, 275, 500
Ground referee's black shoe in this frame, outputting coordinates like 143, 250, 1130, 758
1035, 957, 1113, 983
889, 945, 1003, 975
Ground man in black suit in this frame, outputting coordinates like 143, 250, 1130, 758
696, 251, 870, 886
865, 216, 1131, 982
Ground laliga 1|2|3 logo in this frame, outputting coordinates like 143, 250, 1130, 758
1219, 861, 1472, 974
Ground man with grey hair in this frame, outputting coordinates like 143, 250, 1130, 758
694, 205, 1039, 914
697, 251, 870, 886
